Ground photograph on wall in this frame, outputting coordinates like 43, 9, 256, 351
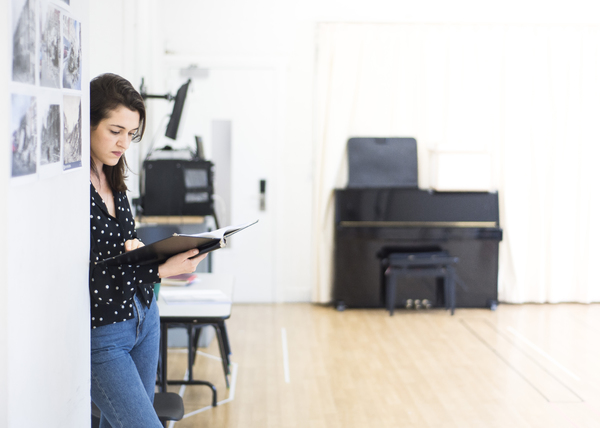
62, 15, 81, 90
11, 94, 37, 178
39, 4, 61, 88
40, 101, 61, 166
12, 0, 37, 85
49, 0, 70, 10
63, 95, 81, 170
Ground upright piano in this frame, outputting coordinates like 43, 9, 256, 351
333, 188, 503, 310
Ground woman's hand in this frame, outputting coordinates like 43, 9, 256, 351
124, 239, 144, 252
158, 249, 207, 279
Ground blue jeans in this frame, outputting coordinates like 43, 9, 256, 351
91, 294, 163, 428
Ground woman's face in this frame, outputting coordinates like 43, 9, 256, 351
90, 105, 140, 170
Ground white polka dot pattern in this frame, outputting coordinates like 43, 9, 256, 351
89, 183, 160, 328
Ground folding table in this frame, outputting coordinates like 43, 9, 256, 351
156, 273, 234, 407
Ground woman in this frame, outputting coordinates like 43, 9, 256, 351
89, 73, 205, 427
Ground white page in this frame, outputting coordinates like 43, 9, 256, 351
175, 219, 258, 240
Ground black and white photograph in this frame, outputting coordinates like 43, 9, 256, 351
40, 102, 61, 166
62, 95, 81, 170
12, 0, 37, 85
11, 94, 37, 178
39, 4, 61, 88
62, 15, 81, 90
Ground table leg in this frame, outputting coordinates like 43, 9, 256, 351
219, 321, 232, 363
214, 325, 230, 388
161, 323, 219, 407
160, 322, 168, 392
187, 325, 195, 381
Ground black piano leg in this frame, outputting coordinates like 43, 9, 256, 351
335, 301, 346, 311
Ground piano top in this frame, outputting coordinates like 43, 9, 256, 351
335, 188, 500, 227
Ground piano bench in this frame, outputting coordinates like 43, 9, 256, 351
383, 251, 459, 316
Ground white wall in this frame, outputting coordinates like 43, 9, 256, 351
1, 1, 9, 424
89, 0, 128, 78
89, 0, 600, 303
89, 0, 161, 201
160, 0, 600, 302
2, 1, 90, 427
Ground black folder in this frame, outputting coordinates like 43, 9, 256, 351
99, 220, 258, 266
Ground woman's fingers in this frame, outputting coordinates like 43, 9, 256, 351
183, 248, 200, 259
158, 249, 207, 278
124, 239, 144, 252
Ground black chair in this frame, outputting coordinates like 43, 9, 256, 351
383, 251, 459, 315
91, 392, 184, 428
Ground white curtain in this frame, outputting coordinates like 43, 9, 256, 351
312, 23, 600, 304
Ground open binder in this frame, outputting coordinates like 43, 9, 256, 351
99, 220, 258, 266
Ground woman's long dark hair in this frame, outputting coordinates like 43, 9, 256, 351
90, 73, 146, 192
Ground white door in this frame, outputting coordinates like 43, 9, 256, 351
166, 65, 279, 303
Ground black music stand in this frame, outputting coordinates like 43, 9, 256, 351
347, 137, 418, 188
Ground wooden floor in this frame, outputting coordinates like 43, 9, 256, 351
164, 303, 600, 428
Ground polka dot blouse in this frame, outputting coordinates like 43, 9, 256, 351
89, 183, 161, 329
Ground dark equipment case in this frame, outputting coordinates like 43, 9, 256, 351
140, 157, 214, 217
